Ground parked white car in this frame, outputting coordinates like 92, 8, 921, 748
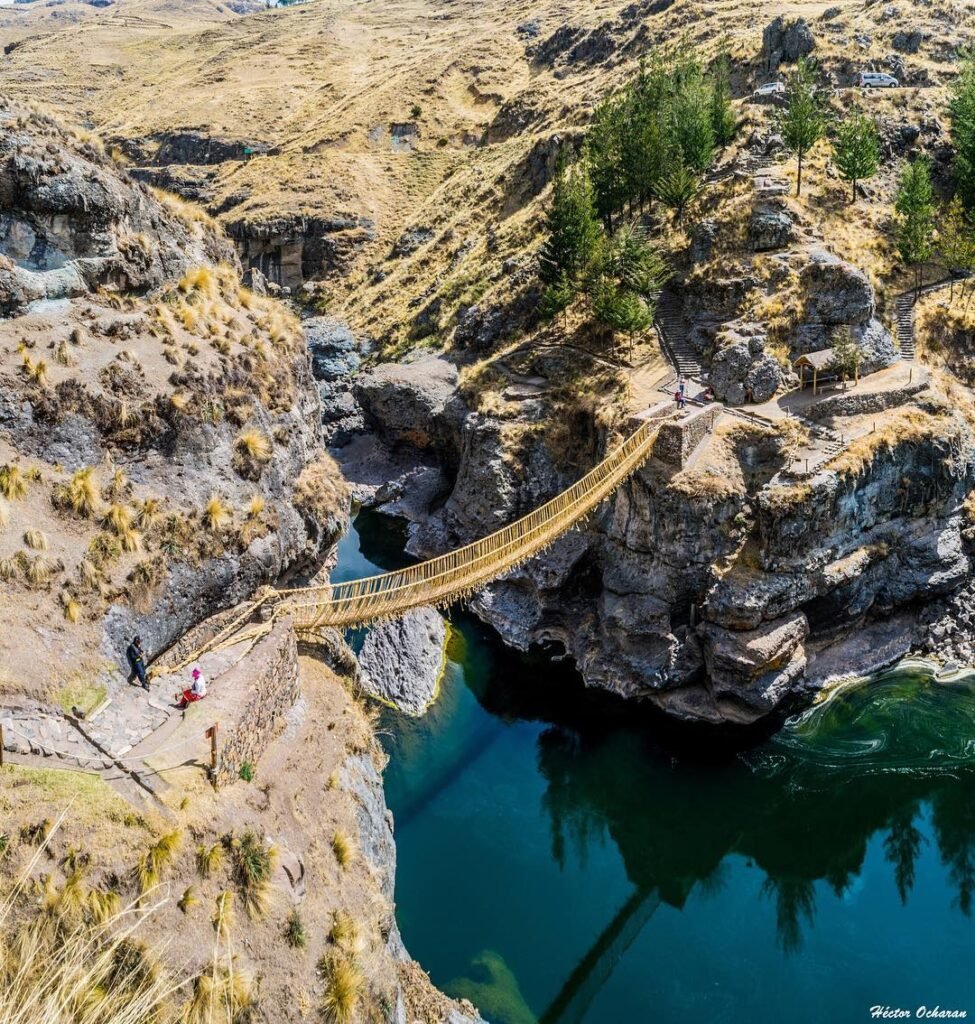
753, 82, 786, 98
855, 71, 899, 88
752, 81, 786, 100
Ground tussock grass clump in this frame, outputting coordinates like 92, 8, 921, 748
136, 497, 162, 529
235, 429, 271, 462
108, 467, 129, 500
21, 354, 49, 387
196, 841, 224, 880
233, 429, 272, 480
203, 495, 232, 532
331, 831, 353, 869
87, 532, 122, 568
23, 554, 58, 589
246, 494, 265, 520
58, 466, 100, 517
318, 950, 363, 1024
183, 960, 255, 1024
23, 528, 48, 551
284, 908, 307, 949
178, 265, 217, 297
212, 890, 235, 937
229, 831, 276, 920
135, 829, 182, 894
0, 556, 19, 581
62, 594, 82, 624
86, 887, 121, 925
53, 339, 76, 367
103, 502, 133, 535
115, 399, 138, 429
328, 910, 359, 953
0, 465, 28, 500
78, 557, 101, 588
178, 885, 198, 914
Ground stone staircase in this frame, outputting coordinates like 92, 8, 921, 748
894, 278, 958, 362
655, 293, 703, 379
895, 291, 916, 360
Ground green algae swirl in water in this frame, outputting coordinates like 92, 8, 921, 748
762, 663, 975, 781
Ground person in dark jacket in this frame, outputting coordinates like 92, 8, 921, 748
127, 636, 148, 690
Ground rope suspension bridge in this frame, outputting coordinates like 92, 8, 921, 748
157, 419, 661, 675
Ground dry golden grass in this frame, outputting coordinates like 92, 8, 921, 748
827, 408, 946, 477
203, 495, 232, 532
318, 950, 363, 1024
0, 465, 28, 500
60, 467, 100, 517
23, 528, 49, 551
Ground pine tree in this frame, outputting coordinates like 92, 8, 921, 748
607, 225, 669, 299
656, 159, 701, 225
828, 326, 861, 383
537, 158, 600, 289
709, 52, 737, 148
540, 273, 575, 325
587, 96, 628, 232
949, 48, 975, 212
938, 196, 975, 300
895, 156, 936, 297
777, 57, 827, 197
585, 227, 665, 358
668, 62, 717, 172
833, 109, 880, 203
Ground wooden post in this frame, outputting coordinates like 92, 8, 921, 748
909, 367, 913, 384
0, 724, 4, 768
205, 723, 219, 790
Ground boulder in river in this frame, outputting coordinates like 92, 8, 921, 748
357, 607, 448, 715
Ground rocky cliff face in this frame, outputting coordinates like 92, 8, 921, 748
328, 328, 975, 725
0, 103, 235, 315
0, 105, 348, 699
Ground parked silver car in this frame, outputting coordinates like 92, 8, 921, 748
751, 81, 786, 102
855, 71, 899, 88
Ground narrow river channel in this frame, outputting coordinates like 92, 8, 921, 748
335, 510, 975, 1024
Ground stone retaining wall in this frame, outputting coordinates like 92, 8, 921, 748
804, 379, 929, 421
205, 617, 300, 787
653, 404, 721, 467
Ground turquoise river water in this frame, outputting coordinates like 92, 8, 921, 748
334, 511, 975, 1024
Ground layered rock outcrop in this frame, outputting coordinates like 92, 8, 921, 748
0, 105, 233, 315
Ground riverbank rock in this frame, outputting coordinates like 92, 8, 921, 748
354, 355, 466, 453
304, 316, 368, 445
358, 607, 448, 715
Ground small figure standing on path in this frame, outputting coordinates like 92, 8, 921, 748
678, 375, 686, 399
127, 635, 148, 691
176, 667, 207, 710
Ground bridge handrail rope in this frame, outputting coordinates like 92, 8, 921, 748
277, 419, 660, 629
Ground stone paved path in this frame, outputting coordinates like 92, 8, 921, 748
1, 640, 254, 798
